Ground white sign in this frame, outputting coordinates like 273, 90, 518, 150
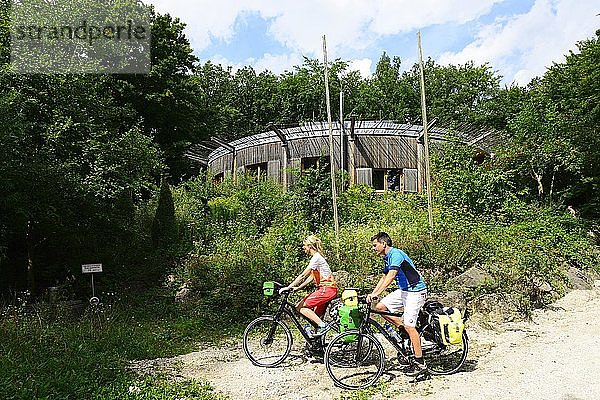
82, 263, 103, 273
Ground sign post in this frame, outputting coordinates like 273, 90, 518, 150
82, 263, 102, 305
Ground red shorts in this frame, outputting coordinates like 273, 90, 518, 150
302, 286, 338, 317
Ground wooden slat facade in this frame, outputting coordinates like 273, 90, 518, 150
353, 136, 418, 169
207, 121, 443, 192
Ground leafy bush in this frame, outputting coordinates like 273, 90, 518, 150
432, 141, 515, 216
170, 150, 600, 319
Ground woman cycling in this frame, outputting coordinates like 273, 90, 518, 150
280, 235, 337, 336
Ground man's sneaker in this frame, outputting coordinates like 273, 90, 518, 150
313, 323, 331, 337
396, 352, 412, 368
405, 361, 428, 377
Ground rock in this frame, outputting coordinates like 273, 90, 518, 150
428, 290, 467, 310
451, 265, 493, 289
470, 292, 521, 323
566, 266, 593, 290
535, 280, 553, 293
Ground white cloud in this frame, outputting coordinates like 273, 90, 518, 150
148, 0, 599, 85
149, 0, 244, 50
252, 53, 304, 74
348, 58, 373, 77
438, 0, 599, 85
148, 1, 504, 55
205, 53, 304, 75
368, 0, 503, 35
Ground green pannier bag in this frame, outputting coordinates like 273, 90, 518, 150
436, 307, 464, 345
339, 305, 361, 343
262, 281, 275, 296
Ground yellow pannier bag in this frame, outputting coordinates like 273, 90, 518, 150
436, 307, 464, 345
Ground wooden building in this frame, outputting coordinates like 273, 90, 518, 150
202, 120, 451, 193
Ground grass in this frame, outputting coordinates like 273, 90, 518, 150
0, 289, 236, 400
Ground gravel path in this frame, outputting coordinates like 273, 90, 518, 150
138, 281, 600, 400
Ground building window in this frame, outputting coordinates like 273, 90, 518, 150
404, 168, 418, 192
372, 169, 386, 191
386, 169, 402, 191
245, 162, 268, 179
301, 156, 330, 173
357, 168, 407, 192
356, 168, 372, 186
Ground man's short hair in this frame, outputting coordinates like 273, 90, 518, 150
371, 231, 392, 246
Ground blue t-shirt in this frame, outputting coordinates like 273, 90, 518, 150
383, 247, 427, 292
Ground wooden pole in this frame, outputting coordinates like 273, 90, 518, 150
417, 31, 434, 236
339, 89, 344, 177
322, 35, 340, 241
349, 116, 356, 186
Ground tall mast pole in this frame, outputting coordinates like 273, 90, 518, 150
339, 89, 344, 178
417, 31, 434, 236
322, 35, 340, 241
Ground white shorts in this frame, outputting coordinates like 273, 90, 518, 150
380, 289, 427, 327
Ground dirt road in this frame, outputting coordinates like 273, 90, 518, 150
143, 281, 600, 400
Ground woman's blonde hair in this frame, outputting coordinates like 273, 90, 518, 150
303, 235, 323, 253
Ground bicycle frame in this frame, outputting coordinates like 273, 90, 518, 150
357, 303, 413, 359
269, 291, 322, 344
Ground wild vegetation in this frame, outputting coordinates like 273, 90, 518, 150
0, 2, 599, 398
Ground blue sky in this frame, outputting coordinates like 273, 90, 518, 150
149, 0, 599, 86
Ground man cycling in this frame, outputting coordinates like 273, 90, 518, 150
367, 231, 428, 377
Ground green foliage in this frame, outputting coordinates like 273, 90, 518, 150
0, 7, 204, 294
1, 0, 599, 332
94, 377, 227, 400
433, 141, 515, 215
289, 161, 335, 231
338, 185, 377, 224
165, 173, 304, 316
0, 292, 228, 400
500, 30, 600, 213
175, 168, 600, 315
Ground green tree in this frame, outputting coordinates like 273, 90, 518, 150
0, 73, 163, 293
500, 29, 600, 212
119, 10, 203, 181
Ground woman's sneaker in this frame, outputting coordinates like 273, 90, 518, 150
314, 323, 331, 337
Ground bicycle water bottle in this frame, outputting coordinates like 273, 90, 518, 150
384, 323, 401, 343
304, 324, 314, 338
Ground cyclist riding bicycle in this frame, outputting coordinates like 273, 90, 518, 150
367, 231, 428, 377
280, 235, 338, 337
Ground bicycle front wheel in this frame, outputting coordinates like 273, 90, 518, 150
324, 330, 386, 390
423, 330, 469, 375
243, 316, 292, 367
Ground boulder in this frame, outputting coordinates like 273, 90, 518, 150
427, 290, 467, 310
450, 265, 493, 289
566, 265, 594, 290
469, 292, 522, 323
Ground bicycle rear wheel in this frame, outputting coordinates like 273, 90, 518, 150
243, 315, 292, 367
423, 330, 468, 375
324, 330, 385, 390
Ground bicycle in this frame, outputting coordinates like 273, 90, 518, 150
324, 295, 469, 390
243, 281, 340, 367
